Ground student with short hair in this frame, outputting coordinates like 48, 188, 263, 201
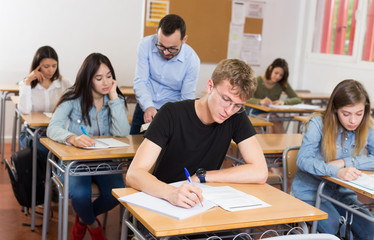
247, 58, 301, 132
291, 79, 374, 239
130, 13, 200, 134
126, 58, 268, 209
47, 53, 130, 240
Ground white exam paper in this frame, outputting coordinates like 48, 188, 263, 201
202, 186, 270, 212
84, 138, 129, 149
118, 181, 216, 220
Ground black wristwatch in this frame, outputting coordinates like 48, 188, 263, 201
196, 168, 206, 183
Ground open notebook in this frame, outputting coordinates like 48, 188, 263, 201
84, 138, 129, 149
332, 173, 374, 194
118, 181, 270, 219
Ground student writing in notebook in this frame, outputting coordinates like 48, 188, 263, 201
19, 46, 71, 162
47, 53, 130, 240
127, 59, 268, 209
130, 14, 200, 134
247, 58, 301, 133
291, 80, 374, 239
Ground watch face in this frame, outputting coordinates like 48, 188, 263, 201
196, 168, 206, 176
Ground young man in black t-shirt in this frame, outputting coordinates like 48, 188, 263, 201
127, 59, 268, 209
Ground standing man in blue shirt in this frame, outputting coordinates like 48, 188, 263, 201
130, 14, 200, 134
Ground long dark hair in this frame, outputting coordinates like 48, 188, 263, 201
54, 53, 125, 126
264, 58, 289, 88
30, 46, 60, 88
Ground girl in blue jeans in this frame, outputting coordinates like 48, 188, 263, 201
47, 53, 130, 240
291, 79, 374, 239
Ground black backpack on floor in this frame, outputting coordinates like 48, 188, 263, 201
5, 147, 45, 208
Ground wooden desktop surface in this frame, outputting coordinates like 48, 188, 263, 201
253, 134, 303, 154
246, 103, 324, 113
0, 84, 19, 92
10, 95, 19, 104
119, 86, 135, 97
297, 92, 330, 101
293, 115, 310, 123
323, 171, 374, 199
113, 183, 327, 237
40, 135, 144, 161
248, 116, 273, 127
21, 112, 51, 127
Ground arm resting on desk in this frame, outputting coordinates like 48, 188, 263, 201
126, 138, 203, 209
205, 137, 268, 184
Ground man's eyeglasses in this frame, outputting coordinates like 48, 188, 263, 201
155, 43, 180, 54
215, 88, 246, 114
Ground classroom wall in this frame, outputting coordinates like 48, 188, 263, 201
1, 0, 373, 140
0, 0, 145, 140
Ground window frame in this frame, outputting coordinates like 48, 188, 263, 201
305, 0, 373, 68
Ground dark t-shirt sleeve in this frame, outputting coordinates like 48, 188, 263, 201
144, 102, 174, 148
232, 111, 257, 144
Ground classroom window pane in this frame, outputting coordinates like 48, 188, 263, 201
312, 0, 358, 56
362, 0, 374, 62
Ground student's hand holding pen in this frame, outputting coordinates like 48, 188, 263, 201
67, 134, 96, 148
167, 182, 204, 209
260, 97, 272, 105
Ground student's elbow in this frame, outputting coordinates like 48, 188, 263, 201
125, 169, 137, 188
257, 169, 268, 184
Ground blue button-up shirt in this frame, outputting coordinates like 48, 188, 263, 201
133, 34, 200, 111
291, 116, 374, 201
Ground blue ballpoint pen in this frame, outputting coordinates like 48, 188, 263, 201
80, 126, 95, 147
184, 168, 203, 207
80, 126, 90, 137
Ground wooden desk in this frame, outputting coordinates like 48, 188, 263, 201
256, 133, 303, 154
246, 103, 323, 133
21, 112, 51, 127
18, 111, 52, 231
248, 116, 273, 133
113, 183, 327, 239
246, 103, 323, 115
119, 86, 136, 103
294, 115, 309, 123
41, 135, 144, 240
298, 92, 330, 103
0, 84, 19, 163
312, 171, 374, 234
228, 133, 303, 165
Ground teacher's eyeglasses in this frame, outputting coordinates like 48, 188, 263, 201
155, 43, 180, 54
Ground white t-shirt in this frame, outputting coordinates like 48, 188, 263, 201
18, 77, 71, 114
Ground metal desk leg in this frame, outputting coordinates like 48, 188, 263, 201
121, 208, 147, 240
62, 161, 76, 240
17, 112, 22, 151
311, 180, 327, 233
121, 209, 130, 240
0, 92, 7, 162
42, 151, 53, 240
11, 107, 19, 153
30, 127, 42, 231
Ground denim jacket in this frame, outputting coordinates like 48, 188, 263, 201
291, 116, 374, 201
47, 95, 130, 143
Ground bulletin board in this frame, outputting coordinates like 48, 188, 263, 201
143, 0, 263, 63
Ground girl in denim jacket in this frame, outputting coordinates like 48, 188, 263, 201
47, 53, 130, 240
291, 79, 374, 239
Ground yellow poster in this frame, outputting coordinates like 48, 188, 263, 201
146, 0, 170, 27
